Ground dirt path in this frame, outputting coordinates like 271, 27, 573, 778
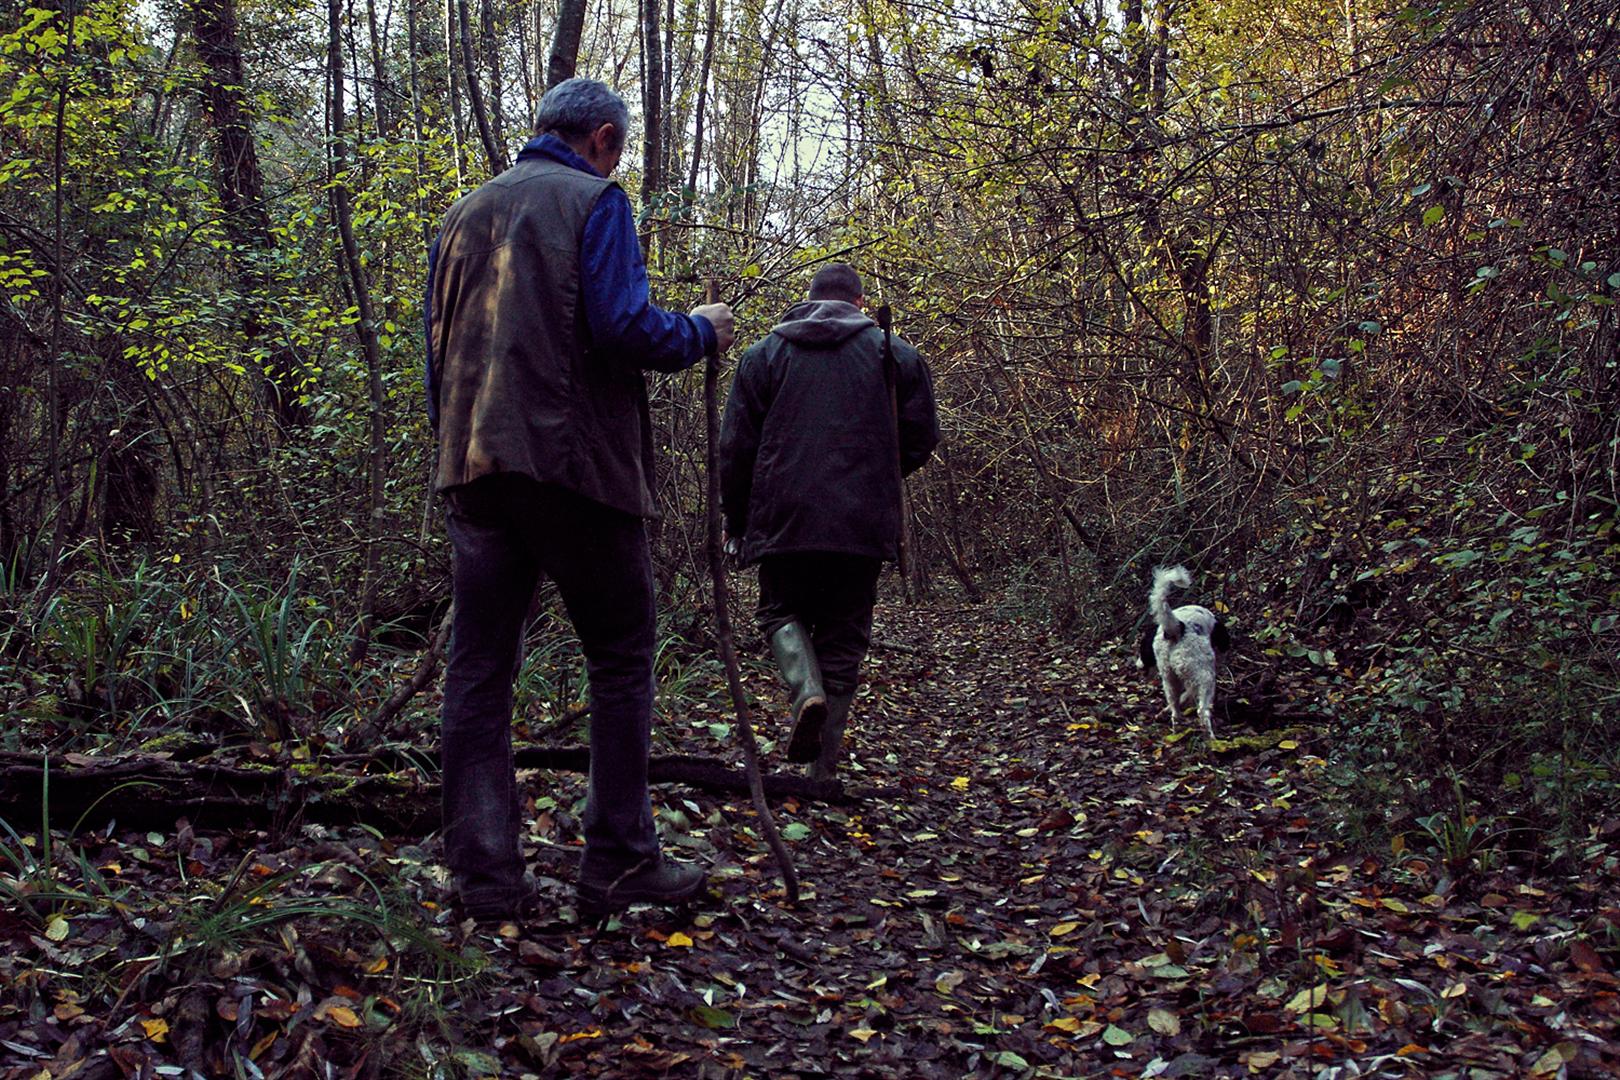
3, 602, 1617, 1077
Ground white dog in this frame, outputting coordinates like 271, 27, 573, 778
1137, 565, 1229, 738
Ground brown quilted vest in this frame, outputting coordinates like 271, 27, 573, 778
430, 158, 658, 517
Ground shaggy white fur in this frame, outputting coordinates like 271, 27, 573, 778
1137, 565, 1228, 739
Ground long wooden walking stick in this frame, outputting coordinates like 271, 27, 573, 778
702, 280, 800, 905
877, 304, 912, 582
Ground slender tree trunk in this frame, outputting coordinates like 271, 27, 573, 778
547, 0, 586, 89
685, 0, 716, 193
459, 0, 508, 172
364, 0, 394, 136
639, 0, 663, 255
445, 0, 469, 182
44, 0, 80, 585
481, 0, 506, 151
329, 0, 389, 662
661, 0, 674, 183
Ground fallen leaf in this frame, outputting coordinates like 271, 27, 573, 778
325, 1006, 362, 1029
849, 1027, 879, 1042
1147, 1007, 1181, 1036
140, 1018, 169, 1043
689, 1004, 736, 1029
667, 931, 694, 947
1101, 1024, 1132, 1046
1570, 940, 1604, 973
1050, 921, 1079, 937
1284, 985, 1329, 1013
951, 776, 970, 790
44, 916, 68, 942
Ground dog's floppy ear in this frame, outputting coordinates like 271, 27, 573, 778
1211, 619, 1231, 654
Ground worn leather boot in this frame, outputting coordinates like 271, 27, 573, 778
810, 690, 854, 782
577, 856, 707, 919
770, 622, 827, 763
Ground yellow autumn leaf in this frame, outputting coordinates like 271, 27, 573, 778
951, 776, 969, 790
849, 1027, 879, 1043
365, 956, 388, 974
1045, 1016, 1083, 1034
141, 1018, 170, 1042
325, 1005, 362, 1028
1050, 921, 1079, 937
1278, 739, 1298, 750
1283, 985, 1328, 1013
667, 931, 694, 947
44, 915, 69, 942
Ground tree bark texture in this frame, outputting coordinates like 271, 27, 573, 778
328, 0, 389, 662
0, 752, 852, 836
188, 0, 309, 433
546, 0, 586, 90
458, 0, 508, 172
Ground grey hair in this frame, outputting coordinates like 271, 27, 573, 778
534, 78, 630, 150
808, 263, 863, 304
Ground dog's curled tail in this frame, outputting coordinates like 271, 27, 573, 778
1150, 565, 1192, 637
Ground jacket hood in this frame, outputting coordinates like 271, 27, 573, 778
771, 299, 874, 346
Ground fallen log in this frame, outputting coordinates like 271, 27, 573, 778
0, 750, 856, 835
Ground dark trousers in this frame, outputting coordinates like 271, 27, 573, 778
441, 474, 659, 906
756, 553, 883, 696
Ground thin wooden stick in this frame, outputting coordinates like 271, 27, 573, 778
702, 279, 800, 905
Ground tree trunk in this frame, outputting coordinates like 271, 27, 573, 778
364, 0, 394, 137
547, 0, 587, 89
459, 0, 509, 172
188, 0, 309, 434
445, 0, 469, 182
0, 752, 856, 835
685, 0, 716, 193
481, 0, 506, 152
639, 0, 663, 255
328, 0, 389, 663
44, 0, 80, 585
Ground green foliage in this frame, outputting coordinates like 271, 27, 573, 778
219, 560, 336, 727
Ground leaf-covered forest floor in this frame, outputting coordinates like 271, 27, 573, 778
4, 602, 1618, 1078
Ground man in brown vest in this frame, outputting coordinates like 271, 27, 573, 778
426, 78, 734, 921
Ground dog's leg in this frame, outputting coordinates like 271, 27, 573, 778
1161, 672, 1184, 725
1197, 678, 1216, 740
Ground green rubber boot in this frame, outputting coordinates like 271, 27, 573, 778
770, 622, 827, 763
810, 690, 854, 782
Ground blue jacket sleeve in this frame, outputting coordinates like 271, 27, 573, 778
581, 187, 714, 372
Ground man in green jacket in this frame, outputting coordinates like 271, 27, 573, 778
427, 78, 734, 921
719, 264, 938, 780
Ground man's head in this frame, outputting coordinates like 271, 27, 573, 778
807, 263, 864, 306
534, 78, 630, 176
